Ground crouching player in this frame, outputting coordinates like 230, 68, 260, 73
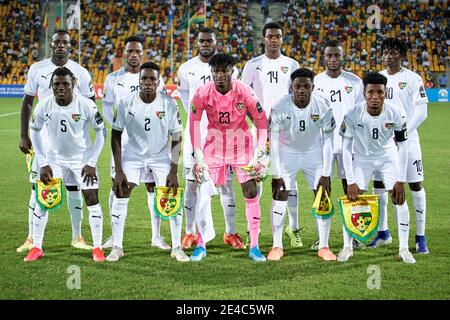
189, 54, 268, 262
27, 67, 106, 262
269, 68, 336, 261
337, 72, 415, 264
109, 62, 189, 262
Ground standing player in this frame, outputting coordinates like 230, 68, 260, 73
177, 27, 244, 250
369, 38, 429, 254
102, 35, 169, 250
108, 62, 188, 262
241, 22, 301, 248
26, 67, 106, 262
337, 72, 415, 264
313, 40, 365, 251
18, 30, 95, 253
269, 68, 336, 261
189, 54, 268, 262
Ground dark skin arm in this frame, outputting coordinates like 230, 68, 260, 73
81, 165, 98, 186
317, 176, 331, 195
166, 131, 182, 196
19, 94, 35, 154
111, 129, 128, 197
40, 165, 53, 185
390, 181, 406, 205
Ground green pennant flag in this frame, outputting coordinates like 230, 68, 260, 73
177, 11, 189, 31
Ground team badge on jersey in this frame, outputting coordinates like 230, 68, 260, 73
256, 102, 263, 113
154, 186, 184, 220
72, 114, 81, 122
190, 103, 196, 114
156, 111, 165, 119
94, 111, 104, 124
235, 102, 244, 111
340, 122, 346, 134
398, 82, 407, 89
344, 85, 353, 94
384, 122, 395, 129
338, 195, 379, 242
31, 112, 36, 124
311, 114, 320, 122
280, 66, 289, 74
35, 178, 65, 212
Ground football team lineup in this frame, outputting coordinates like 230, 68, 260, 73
1, 1, 449, 299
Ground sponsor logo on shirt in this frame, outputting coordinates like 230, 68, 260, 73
345, 85, 353, 94
311, 114, 320, 122
340, 122, 347, 134
156, 111, 165, 119
94, 111, 104, 125
280, 66, 289, 74
72, 114, 81, 122
385, 122, 395, 129
190, 103, 196, 113
256, 102, 263, 113
398, 82, 407, 89
419, 85, 426, 98
235, 102, 244, 111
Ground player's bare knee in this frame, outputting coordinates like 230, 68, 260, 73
408, 182, 422, 192
145, 182, 156, 193
373, 180, 385, 189
82, 189, 99, 206
242, 181, 258, 199
272, 191, 288, 201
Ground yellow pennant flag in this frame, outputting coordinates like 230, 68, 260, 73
338, 195, 380, 243
35, 178, 65, 212
311, 186, 334, 219
154, 186, 184, 220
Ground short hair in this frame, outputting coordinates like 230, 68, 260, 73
363, 72, 387, 88
381, 37, 407, 57
199, 27, 215, 35
125, 35, 143, 45
140, 61, 160, 74
262, 22, 283, 37
290, 68, 315, 82
209, 53, 235, 69
53, 29, 70, 37
49, 67, 77, 88
324, 40, 342, 50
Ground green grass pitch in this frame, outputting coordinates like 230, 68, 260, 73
0, 97, 449, 299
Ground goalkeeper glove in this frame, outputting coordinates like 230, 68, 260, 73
192, 148, 210, 184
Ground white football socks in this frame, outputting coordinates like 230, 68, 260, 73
147, 192, 162, 242
317, 218, 331, 249
395, 202, 410, 249
270, 200, 287, 248
87, 203, 103, 248
220, 176, 236, 234
412, 189, 426, 236
184, 180, 197, 235
111, 197, 129, 249
287, 189, 299, 231
32, 206, 49, 250
67, 190, 83, 239
374, 188, 389, 232
28, 189, 36, 239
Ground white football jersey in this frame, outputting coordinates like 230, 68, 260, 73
24, 58, 94, 100
340, 102, 407, 160
112, 91, 182, 162
380, 67, 428, 143
29, 94, 105, 164
270, 94, 335, 153
241, 54, 299, 117
103, 67, 166, 109
177, 55, 239, 109
314, 70, 364, 153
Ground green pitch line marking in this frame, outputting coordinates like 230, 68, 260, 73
0, 112, 20, 118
